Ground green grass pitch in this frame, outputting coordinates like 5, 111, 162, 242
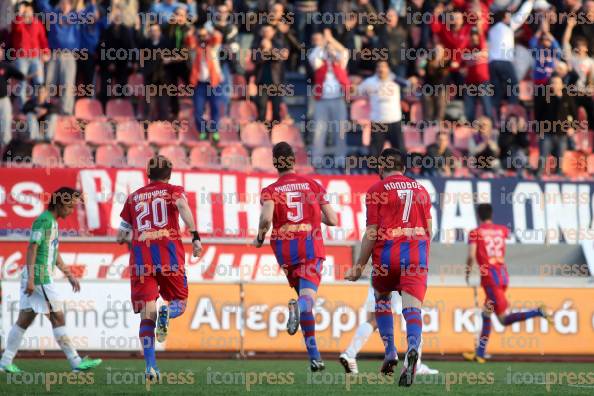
1, 359, 593, 395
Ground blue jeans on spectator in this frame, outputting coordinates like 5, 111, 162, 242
489, 60, 518, 116
0, 97, 12, 145
464, 83, 494, 121
538, 134, 567, 175
14, 57, 44, 110
193, 82, 221, 134
220, 63, 232, 116
46, 52, 77, 115
311, 97, 348, 172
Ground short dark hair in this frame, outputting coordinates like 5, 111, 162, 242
48, 187, 81, 210
272, 142, 295, 171
379, 148, 405, 172
147, 155, 173, 181
477, 203, 493, 221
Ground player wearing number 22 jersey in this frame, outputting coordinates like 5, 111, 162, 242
256, 142, 338, 372
463, 204, 551, 364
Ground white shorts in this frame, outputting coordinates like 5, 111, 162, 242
19, 272, 63, 314
365, 283, 403, 314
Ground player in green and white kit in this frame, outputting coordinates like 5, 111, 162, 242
0, 187, 102, 374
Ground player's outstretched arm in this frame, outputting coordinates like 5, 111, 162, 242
346, 225, 377, 281
176, 197, 203, 258
321, 203, 338, 226
254, 201, 274, 248
465, 243, 477, 286
56, 254, 80, 293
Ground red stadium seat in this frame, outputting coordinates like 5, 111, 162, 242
189, 142, 219, 169
221, 143, 251, 171
251, 146, 276, 172
403, 125, 422, 149
74, 98, 104, 120
271, 123, 304, 148
106, 99, 135, 119
230, 100, 257, 124
159, 145, 189, 169
63, 143, 94, 167
147, 121, 177, 146
32, 143, 61, 167
85, 120, 115, 145
116, 120, 145, 146
423, 125, 440, 146
54, 116, 84, 145
178, 122, 202, 147
127, 145, 154, 168
95, 144, 126, 168
127, 73, 144, 94
240, 121, 270, 148
217, 117, 240, 147
294, 147, 314, 173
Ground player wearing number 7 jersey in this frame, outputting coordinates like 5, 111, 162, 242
345, 148, 432, 387
255, 142, 338, 372
462, 203, 552, 363
117, 155, 203, 382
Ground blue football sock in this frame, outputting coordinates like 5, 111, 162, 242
375, 295, 396, 357
476, 313, 492, 358
168, 300, 186, 319
298, 295, 320, 361
139, 319, 156, 369
502, 310, 542, 326
402, 307, 422, 353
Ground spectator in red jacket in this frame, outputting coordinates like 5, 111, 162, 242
10, 1, 49, 110
461, 27, 493, 121
432, 1, 488, 90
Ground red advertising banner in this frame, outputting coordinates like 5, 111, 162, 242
0, 240, 353, 282
4, 168, 594, 245
0, 168, 370, 240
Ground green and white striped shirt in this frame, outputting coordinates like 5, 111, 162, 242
29, 211, 59, 285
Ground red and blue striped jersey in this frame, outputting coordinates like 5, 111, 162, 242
261, 173, 329, 265
366, 174, 432, 271
468, 223, 510, 287
120, 181, 186, 274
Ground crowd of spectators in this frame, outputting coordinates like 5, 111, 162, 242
0, 0, 593, 178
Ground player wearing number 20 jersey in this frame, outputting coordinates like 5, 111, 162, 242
120, 180, 188, 313
118, 156, 202, 381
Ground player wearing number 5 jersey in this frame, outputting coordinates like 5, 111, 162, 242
255, 142, 338, 372
346, 148, 432, 387
117, 155, 202, 382
463, 204, 551, 363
